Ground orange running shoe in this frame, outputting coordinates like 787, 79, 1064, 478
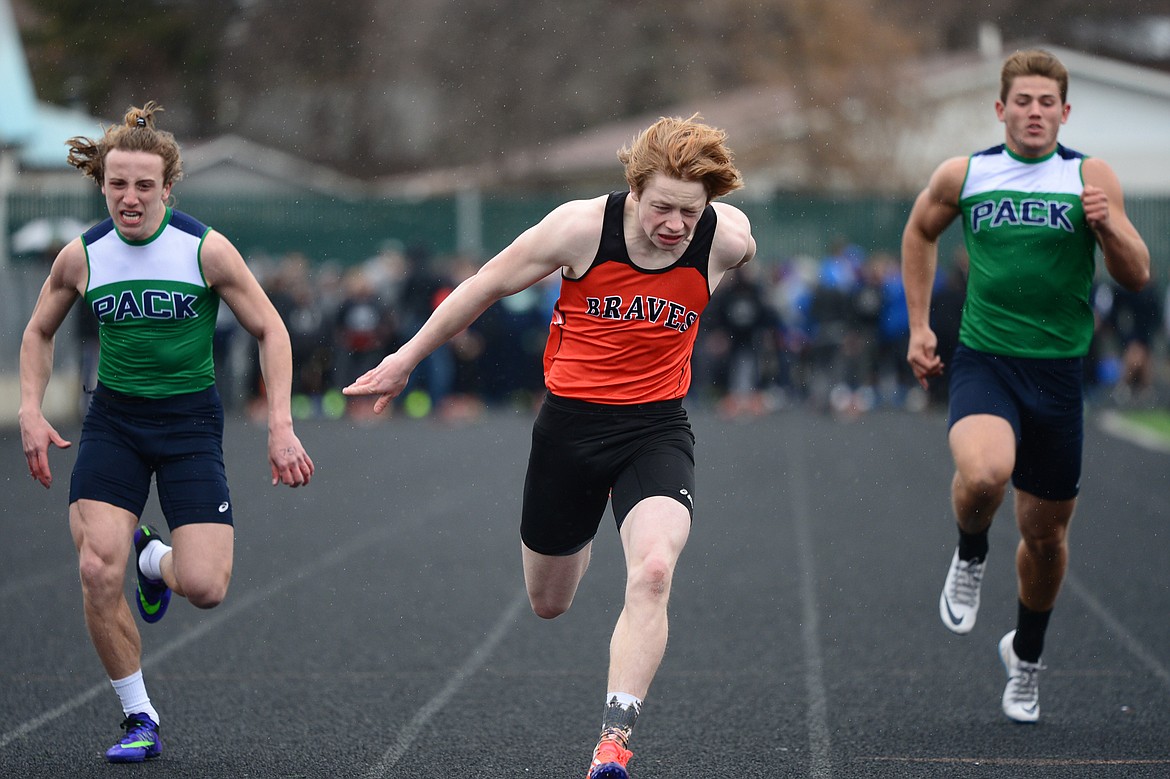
586, 735, 633, 779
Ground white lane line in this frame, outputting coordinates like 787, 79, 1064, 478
1065, 571, 1170, 688
0, 680, 109, 751
365, 587, 528, 778
0, 518, 435, 751
785, 435, 833, 779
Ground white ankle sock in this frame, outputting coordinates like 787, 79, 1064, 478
139, 539, 170, 582
110, 670, 160, 724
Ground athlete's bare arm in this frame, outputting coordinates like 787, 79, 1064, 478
344, 196, 607, 413
203, 231, 314, 488
902, 156, 966, 389
1081, 158, 1150, 292
707, 202, 757, 291
18, 239, 87, 487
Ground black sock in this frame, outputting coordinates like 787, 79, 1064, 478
1013, 601, 1052, 663
957, 528, 989, 562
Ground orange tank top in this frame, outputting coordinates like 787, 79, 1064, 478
542, 191, 716, 404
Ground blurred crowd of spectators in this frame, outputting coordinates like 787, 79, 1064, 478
211, 239, 1168, 423
215, 242, 556, 423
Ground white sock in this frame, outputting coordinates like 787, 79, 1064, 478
110, 670, 160, 725
139, 539, 171, 582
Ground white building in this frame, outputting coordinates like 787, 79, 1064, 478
899, 40, 1170, 196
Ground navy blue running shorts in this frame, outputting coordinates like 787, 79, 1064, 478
69, 383, 234, 529
948, 345, 1083, 501
521, 392, 696, 556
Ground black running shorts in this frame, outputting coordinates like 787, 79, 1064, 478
520, 392, 696, 556
948, 345, 1084, 500
69, 383, 234, 529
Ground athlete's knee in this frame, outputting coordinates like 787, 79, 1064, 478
1017, 494, 1074, 554
186, 585, 227, 610
522, 543, 588, 619
527, 559, 595, 617
178, 573, 229, 609
526, 579, 575, 619
954, 465, 1010, 503
77, 547, 124, 601
528, 594, 570, 621
1020, 524, 1068, 561
626, 554, 674, 604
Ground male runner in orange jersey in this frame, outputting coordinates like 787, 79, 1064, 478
345, 114, 755, 778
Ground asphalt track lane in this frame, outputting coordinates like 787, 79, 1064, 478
0, 406, 1167, 778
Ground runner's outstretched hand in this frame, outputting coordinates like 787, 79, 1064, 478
343, 352, 413, 415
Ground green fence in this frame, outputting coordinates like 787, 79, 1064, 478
3, 188, 1168, 401
7, 190, 1170, 272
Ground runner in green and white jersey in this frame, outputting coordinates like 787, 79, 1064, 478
901, 49, 1149, 724
83, 205, 220, 397
19, 102, 315, 763
957, 143, 1098, 359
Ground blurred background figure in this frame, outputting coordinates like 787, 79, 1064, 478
926, 248, 968, 408
1103, 268, 1163, 407
335, 266, 397, 421
703, 264, 783, 418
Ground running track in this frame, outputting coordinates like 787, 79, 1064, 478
1, 406, 1167, 778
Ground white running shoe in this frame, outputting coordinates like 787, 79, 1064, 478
939, 549, 985, 635
999, 630, 1044, 723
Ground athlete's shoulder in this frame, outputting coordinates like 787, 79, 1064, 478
198, 226, 250, 288
1080, 154, 1123, 191
52, 236, 90, 292
1062, 139, 1113, 177
971, 144, 1005, 159
529, 194, 609, 252
710, 199, 745, 220
923, 155, 970, 205
709, 201, 755, 272
168, 209, 210, 239
82, 217, 116, 247
710, 200, 751, 242
546, 194, 609, 223
960, 145, 1006, 177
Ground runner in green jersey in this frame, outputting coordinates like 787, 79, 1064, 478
18, 102, 315, 762
901, 49, 1148, 724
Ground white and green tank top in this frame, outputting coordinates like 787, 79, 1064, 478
958, 144, 1097, 358
83, 208, 219, 398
